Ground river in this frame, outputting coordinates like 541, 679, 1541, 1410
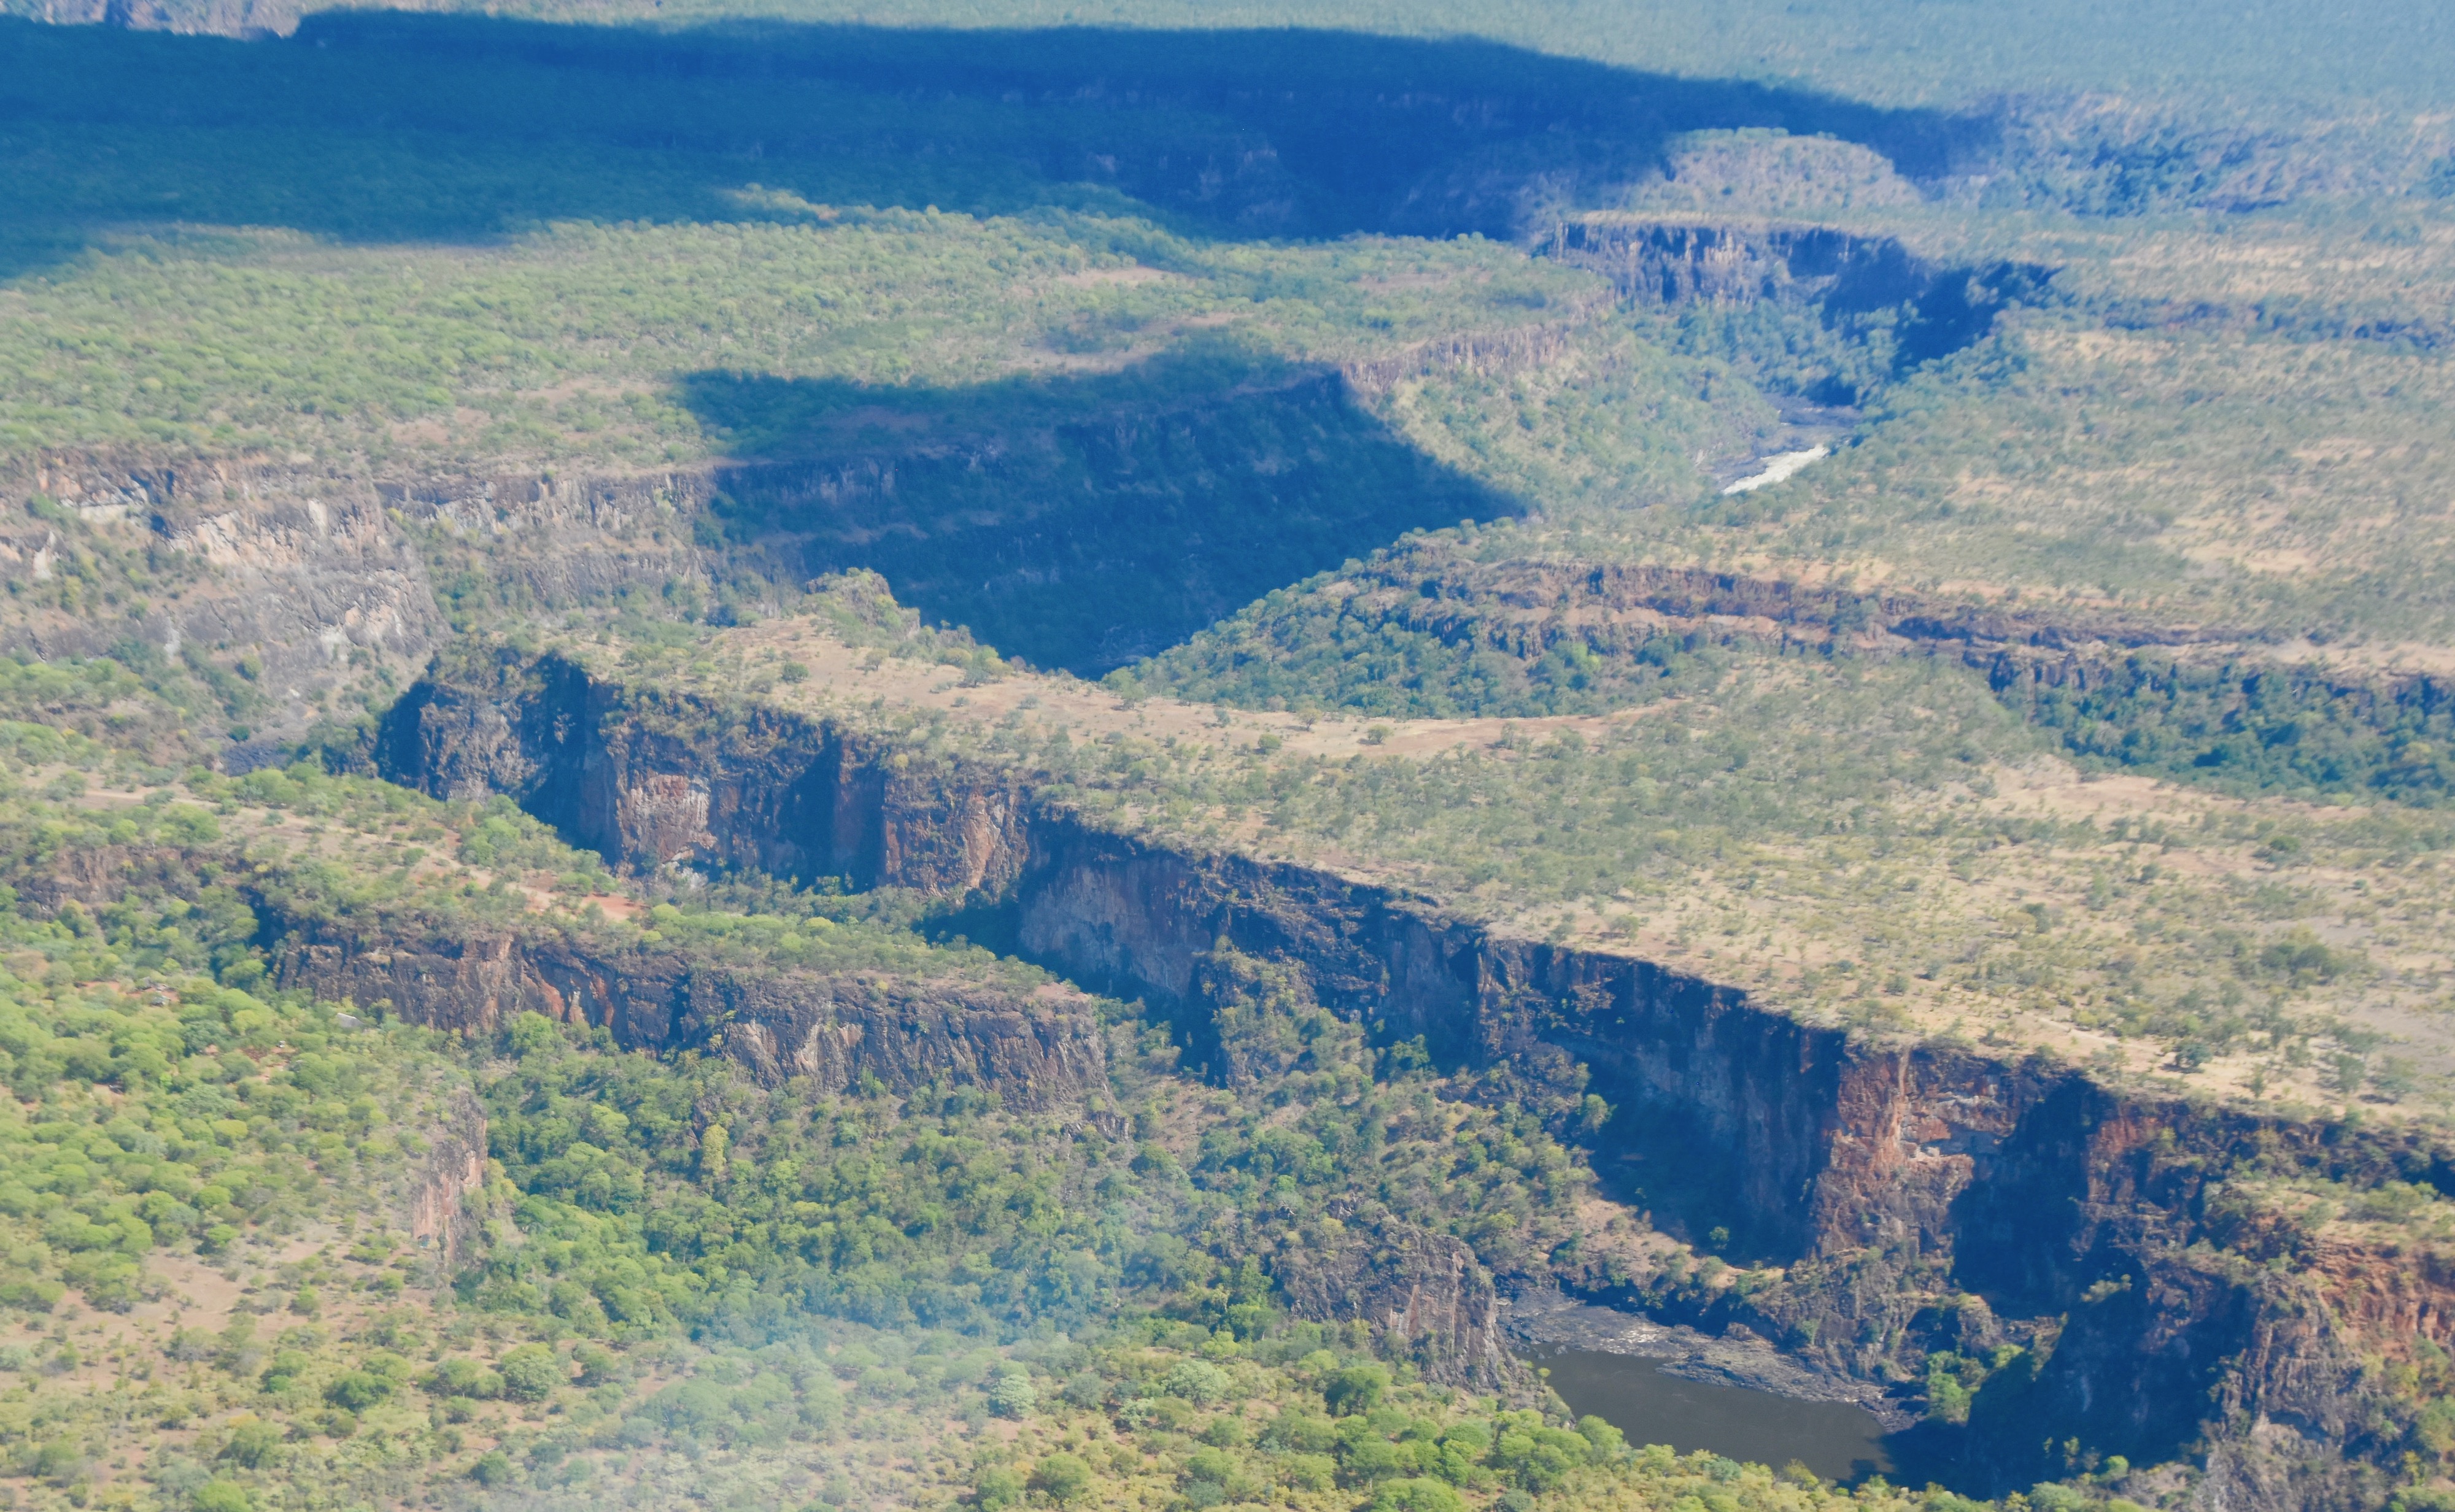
1524, 1344, 1897, 1483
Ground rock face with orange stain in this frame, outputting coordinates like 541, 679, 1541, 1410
383, 643, 2455, 1510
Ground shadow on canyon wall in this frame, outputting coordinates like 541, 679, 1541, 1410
674, 349, 1525, 673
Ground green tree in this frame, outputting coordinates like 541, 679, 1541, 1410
1027, 1453, 1092, 1506
497, 1344, 564, 1403
191, 1479, 252, 1512
1324, 1365, 1389, 1416
323, 1371, 392, 1411
973, 1467, 1026, 1509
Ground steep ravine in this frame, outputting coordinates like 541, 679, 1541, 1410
375, 642, 2455, 1511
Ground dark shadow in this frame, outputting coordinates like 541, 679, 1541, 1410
0, 10, 1994, 279
676, 345, 1518, 673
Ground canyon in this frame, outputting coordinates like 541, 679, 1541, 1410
363, 638, 2455, 1510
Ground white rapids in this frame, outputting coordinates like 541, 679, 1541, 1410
1720, 445, 1831, 495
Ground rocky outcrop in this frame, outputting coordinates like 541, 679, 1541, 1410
1272, 1200, 1518, 1392
261, 905, 1105, 1111
379, 642, 2455, 1508
1548, 219, 1933, 311
408, 1086, 490, 1265
0, 454, 446, 727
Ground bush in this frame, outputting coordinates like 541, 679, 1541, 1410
497, 1344, 565, 1402
1324, 1365, 1389, 1416
470, 1452, 515, 1487
1027, 1453, 1092, 1505
1161, 1359, 1234, 1406
323, 1370, 392, 1411
573, 1344, 619, 1386
1575, 1416, 1625, 1456
191, 1478, 252, 1512
973, 1466, 1025, 1509
219, 1421, 280, 1469
29, 1438, 82, 1485
989, 1367, 1037, 1418
1490, 1423, 1590, 1490
425, 1357, 504, 1398
1282, 1453, 1337, 1491
1368, 1479, 1468, 1512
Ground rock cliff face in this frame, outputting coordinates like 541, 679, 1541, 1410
379, 646, 2455, 1508
0, 454, 446, 727
0, 339, 1552, 724
261, 906, 1104, 1111
408, 1086, 490, 1265
1272, 1199, 1518, 1392
0, 816, 1104, 1111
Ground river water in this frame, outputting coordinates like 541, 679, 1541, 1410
1525, 1346, 1897, 1483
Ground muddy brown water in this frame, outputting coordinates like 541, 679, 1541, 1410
1525, 1346, 1896, 1483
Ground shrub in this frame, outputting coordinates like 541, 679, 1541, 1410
1282, 1453, 1337, 1491
1324, 1365, 1388, 1416
1161, 1359, 1234, 1406
469, 1451, 515, 1487
1027, 1452, 1092, 1506
973, 1467, 1025, 1508
219, 1420, 280, 1469
424, 1358, 503, 1398
497, 1344, 565, 1402
1575, 1415, 1625, 1456
323, 1371, 392, 1411
573, 1344, 619, 1386
1490, 1424, 1590, 1490
191, 1478, 252, 1512
28, 1438, 82, 1485
1368, 1479, 1468, 1512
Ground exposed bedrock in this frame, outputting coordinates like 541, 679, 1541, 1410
0, 827, 1104, 1111
260, 911, 1105, 1111
379, 645, 2455, 1508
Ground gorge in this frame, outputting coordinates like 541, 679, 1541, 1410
350, 637, 2455, 1510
